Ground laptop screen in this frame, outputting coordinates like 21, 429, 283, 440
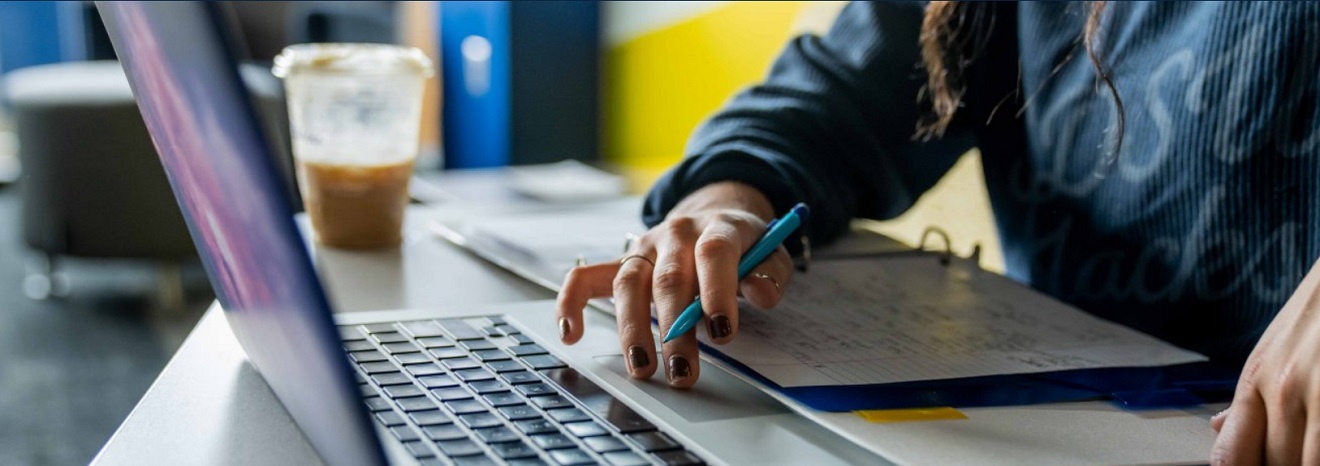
97, 3, 385, 465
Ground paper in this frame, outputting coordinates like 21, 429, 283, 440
714, 255, 1207, 387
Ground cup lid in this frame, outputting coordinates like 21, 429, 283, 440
272, 43, 434, 78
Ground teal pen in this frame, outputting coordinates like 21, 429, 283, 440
662, 203, 810, 343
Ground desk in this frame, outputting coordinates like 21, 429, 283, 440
92, 174, 1223, 466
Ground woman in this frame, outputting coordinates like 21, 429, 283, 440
557, 2, 1320, 464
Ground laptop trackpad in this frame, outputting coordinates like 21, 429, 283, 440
591, 355, 790, 423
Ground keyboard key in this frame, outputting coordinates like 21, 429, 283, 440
344, 340, 374, 351
423, 424, 468, 441
339, 326, 367, 341
473, 426, 522, 443
562, 421, 609, 438
497, 404, 541, 421
486, 316, 507, 326
363, 396, 392, 412
417, 336, 455, 348
429, 347, 468, 359
460, 413, 505, 429
383, 385, 425, 399
382, 342, 420, 354
510, 334, 535, 345
480, 326, 501, 337
468, 380, 510, 395
501, 371, 540, 385
494, 324, 519, 335
628, 431, 681, 452
547, 408, 592, 423
389, 426, 421, 442
431, 387, 473, 401
455, 368, 495, 382
508, 344, 548, 357
484, 392, 523, 407
584, 436, 630, 453
395, 352, 431, 365
529, 394, 574, 410
402, 320, 447, 338
445, 399, 488, 415
417, 374, 459, 388
361, 384, 381, 397
550, 448, 596, 466
514, 419, 559, 435
371, 372, 412, 386
372, 332, 409, 343
374, 411, 406, 427
522, 354, 567, 371
604, 451, 650, 466
473, 349, 511, 362
397, 396, 439, 412
461, 340, 498, 351
544, 369, 655, 433
353, 371, 368, 384
363, 323, 397, 334
402, 440, 435, 458
653, 450, 704, 466
453, 455, 498, 466
490, 440, 538, 459
409, 410, 453, 426
437, 439, 485, 457
516, 382, 555, 397
350, 351, 388, 363
486, 360, 526, 373
531, 433, 576, 450
359, 361, 398, 374
438, 319, 486, 340
443, 357, 482, 371
405, 363, 445, 376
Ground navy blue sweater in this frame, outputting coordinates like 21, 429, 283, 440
643, 2, 1320, 365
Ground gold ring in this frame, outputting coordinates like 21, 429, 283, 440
750, 272, 781, 292
620, 254, 656, 268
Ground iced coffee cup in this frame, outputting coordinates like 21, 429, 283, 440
273, 44, 433, 249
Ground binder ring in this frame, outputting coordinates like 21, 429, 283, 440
918, 226, 955, 265
620, 254, 655, 268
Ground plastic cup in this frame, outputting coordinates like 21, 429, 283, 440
273, 43, 433, 249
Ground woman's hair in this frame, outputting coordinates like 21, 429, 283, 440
915, 1, 1123, 152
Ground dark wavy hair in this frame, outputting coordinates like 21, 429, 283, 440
915, 1, 1123, 154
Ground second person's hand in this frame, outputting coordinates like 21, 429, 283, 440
555, 181, 795, 388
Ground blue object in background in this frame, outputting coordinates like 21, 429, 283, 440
439, 1, 510, 169
0, 2, 87, 74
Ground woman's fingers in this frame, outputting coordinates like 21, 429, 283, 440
556, 262, 620, 344
613, 247, 658, 379
652, 219, 701, 388
693, 220, 753, 345
740, 246, 793, 310
1212, 390, 1267, 466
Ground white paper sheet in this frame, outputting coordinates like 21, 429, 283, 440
715, 255, 1207, 387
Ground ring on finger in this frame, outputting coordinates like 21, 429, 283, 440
750, 272, 781, 292
620, 254, 656, 268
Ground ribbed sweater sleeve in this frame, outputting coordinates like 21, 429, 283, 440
642, 1, 977, 245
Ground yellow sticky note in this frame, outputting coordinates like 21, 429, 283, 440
854, 407, 968, 423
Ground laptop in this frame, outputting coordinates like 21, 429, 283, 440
97, 3, 882, 466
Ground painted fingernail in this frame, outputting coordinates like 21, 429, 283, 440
628, 345, 650, 371
709, 314, 732, 339
668, 355, 691, 382
558, 318, 571, 340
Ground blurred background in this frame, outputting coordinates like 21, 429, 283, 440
0, 2, 994, 465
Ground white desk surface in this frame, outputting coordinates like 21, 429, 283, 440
92, 181, 1225, 466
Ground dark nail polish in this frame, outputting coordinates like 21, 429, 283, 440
628, 346, 650, 371
558, 318, 570, 340
668, 355, 691, 381
709, 314, 732, 339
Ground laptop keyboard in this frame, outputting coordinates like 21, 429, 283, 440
340, 316, 705, 466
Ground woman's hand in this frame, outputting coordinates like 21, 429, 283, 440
1212, 259, 1320, 465
554, 181, 794, 388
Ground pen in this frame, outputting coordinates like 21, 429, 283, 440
662, 203, 809, 343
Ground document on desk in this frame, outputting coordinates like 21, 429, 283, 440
714, 255, 1207, 387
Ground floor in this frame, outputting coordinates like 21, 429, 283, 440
0, 182, 212, 466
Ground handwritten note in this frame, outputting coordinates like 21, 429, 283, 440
712, 255, 1207, 387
